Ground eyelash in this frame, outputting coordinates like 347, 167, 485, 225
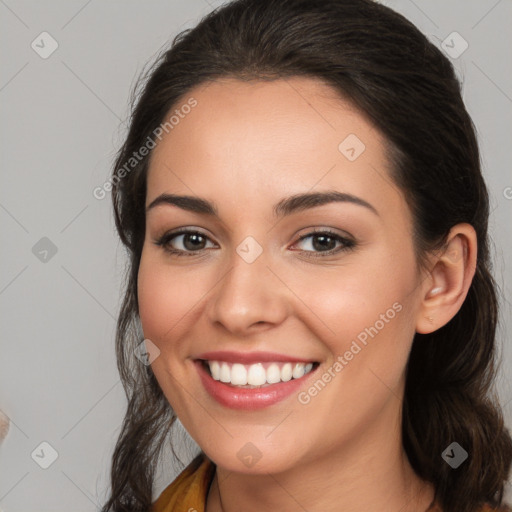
153, 228, 356, 259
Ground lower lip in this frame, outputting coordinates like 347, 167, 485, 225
195, 360, 318, 410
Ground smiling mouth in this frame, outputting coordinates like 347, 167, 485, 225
197, 359, 320, 388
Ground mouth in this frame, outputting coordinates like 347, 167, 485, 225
197, 359, 320, 389
193, 353, 320, 411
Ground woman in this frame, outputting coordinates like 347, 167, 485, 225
101, 0, 512, 511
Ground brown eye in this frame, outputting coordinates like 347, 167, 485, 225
293, 230, 356, 258
154, 229, 216, 257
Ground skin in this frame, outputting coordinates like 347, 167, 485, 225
137, 77, 477, 512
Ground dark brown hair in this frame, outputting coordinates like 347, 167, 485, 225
102, 1, 512, 510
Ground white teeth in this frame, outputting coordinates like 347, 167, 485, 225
206, 360, 315, 386
231, 363, 247, 385
247, 363, 267, 385
281, 362, 293, 382
219, 362, 230, 383
292, 363, 305, 379
210, 361, 221, 380
266, 363, 281, 384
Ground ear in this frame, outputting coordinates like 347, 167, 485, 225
415, 223, 478, 334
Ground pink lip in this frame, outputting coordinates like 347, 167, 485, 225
194, 350, 316, 364
194, 359, 319, 410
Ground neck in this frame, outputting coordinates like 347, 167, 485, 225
206, 400, 436, 512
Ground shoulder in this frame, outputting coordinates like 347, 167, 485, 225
151, 452, 216, 512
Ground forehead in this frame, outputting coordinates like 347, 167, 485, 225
146, 77, 407, 225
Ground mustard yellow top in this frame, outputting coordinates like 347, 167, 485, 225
151, 452, 507, 512
151, 452, 215, 512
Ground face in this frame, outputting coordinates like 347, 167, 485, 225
137, 77, 427, 474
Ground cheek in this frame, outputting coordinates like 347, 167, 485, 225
137, 259, 170, 340
137, 251, 189, 346
296, 249, 419, 391
297, 251, 416, 337
137, 249, 216, 357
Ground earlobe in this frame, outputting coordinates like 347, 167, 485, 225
415, 223, 477, 334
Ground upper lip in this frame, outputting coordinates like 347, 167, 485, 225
194, 351, 317, 364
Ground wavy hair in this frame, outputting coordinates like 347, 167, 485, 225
101, 0, 512, 510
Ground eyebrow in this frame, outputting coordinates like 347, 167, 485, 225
146, 190, 379, 218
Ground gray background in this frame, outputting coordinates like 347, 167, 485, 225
0, 0, 511, 510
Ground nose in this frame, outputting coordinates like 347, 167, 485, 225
205, 246, 290, 336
